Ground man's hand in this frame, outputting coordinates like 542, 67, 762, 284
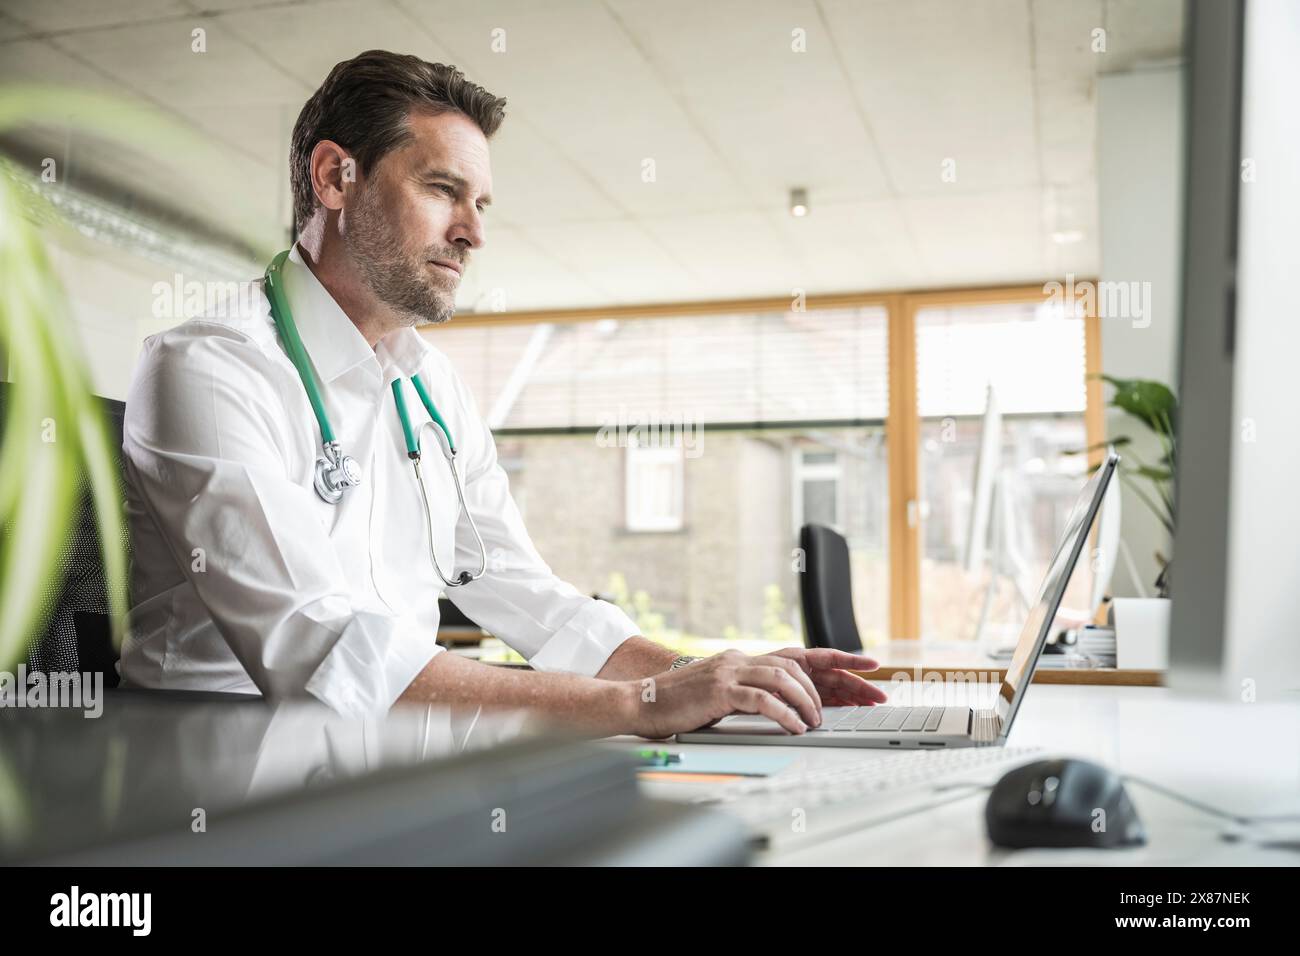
764, 647, 889, 707
624, 647, 886, 740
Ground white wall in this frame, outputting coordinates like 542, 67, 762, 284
4, 226, 229, 401
1096, 65, 1184, 597
1225, 0, 1300, 696
43, 231, 183, 401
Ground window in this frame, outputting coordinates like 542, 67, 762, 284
426, 289, 1095, 650
625, 440, 684, 532
427, 305, 890, 648
913, 299, 1094, 645
436, 309, 888, 429
794, 448, 841, 531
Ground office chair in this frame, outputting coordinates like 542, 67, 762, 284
0, 382, 129, 685
798, 523, 865, 653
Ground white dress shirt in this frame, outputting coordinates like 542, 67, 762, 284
120, 244, 639, 717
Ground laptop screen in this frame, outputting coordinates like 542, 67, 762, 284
994, 453, 1118, 732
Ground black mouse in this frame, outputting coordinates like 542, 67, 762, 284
985, 758, 1146, 849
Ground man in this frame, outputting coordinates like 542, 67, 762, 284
120, 50, 886, 736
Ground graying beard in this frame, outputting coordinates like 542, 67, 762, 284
348, 188, 455, 327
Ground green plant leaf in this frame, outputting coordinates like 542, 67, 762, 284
0, 167, 89, 666
1065, 435, 1133, 456
1097, 374, 1177, 434
1130, 465, 1173, 482
0, 86, 190, 667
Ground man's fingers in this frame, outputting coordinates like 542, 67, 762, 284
771, 647, 880, 674
815, 668, 889, 704
728, 685, 807, 735
801, 648, 880, 672
736, 666, 821, 727
752, 654, 822, 711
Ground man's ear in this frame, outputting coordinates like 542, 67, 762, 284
309, 139, 356, 212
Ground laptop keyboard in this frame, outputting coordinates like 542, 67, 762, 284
813, 705, 951, 733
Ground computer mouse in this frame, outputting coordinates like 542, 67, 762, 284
985, 758, 1146, 849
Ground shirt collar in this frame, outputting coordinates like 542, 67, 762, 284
376, 323, 435, 382
281, 244, 433, 385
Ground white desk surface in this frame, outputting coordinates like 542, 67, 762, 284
604, 681, 1300, 866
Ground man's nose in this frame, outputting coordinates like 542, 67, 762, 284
448, 208, 484, 250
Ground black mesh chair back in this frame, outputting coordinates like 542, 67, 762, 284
0, 381, 129, 684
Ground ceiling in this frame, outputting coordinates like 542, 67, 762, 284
0, 0, 1184, 312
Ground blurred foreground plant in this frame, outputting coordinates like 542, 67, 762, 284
0, 85, 224, 670
0, 165, 127, 669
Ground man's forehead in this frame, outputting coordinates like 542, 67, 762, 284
398, 110, 491, 180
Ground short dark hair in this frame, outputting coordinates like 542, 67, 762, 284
290, 50, 506, 230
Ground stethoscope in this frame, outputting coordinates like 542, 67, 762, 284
263, 249, 487, 588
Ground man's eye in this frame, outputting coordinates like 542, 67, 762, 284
434, 183, 455, 196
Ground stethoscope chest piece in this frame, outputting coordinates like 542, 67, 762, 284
314, 439, 362, 504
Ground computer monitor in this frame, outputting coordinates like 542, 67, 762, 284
1169, 0, 1300, 698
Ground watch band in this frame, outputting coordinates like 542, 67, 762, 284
669, 655, 702, 670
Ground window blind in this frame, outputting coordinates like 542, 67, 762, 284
427, 306, 890, 430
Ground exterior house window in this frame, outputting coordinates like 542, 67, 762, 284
625, 439, 684, 532
794, 449, 842, 532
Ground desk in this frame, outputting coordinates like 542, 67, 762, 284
659, 638, 1162, 686
853, 640, 1163, 687
605, 681, 1300, 866
0, 690, 748, 865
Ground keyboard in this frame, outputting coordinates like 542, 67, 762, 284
813, 704, 950, 733
691, 745, 1041, 849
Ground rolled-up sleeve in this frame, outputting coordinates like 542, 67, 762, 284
123, 326, 442, 717
441, 381, 640, 676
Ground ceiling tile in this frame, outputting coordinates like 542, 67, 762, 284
0, 0, 1183, 307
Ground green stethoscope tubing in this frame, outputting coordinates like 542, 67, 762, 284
265, 250, 336, 443
263, 249, 486, 587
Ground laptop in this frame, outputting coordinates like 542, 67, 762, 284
677, 451, 1119, 749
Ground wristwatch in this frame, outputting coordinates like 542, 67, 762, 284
669, 655, 702, 670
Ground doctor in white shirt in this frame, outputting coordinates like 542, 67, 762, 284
120, 50, 886, 735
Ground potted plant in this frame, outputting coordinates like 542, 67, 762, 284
1077, 374, 1177, 598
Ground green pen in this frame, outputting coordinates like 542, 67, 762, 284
635, 749, 683, 767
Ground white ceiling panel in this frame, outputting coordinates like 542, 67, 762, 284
0, 0, 191, 35
821, 0, 1040, 196
0, 0, 1183, 309
902, 188, 1052, 284
216, 0, 438, 92
603, 0, 895, 204
390, 0, 756, 216
514, 217, 700, 304
456, 223, 615, 311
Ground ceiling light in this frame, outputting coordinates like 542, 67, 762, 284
789, 187, 809, 217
